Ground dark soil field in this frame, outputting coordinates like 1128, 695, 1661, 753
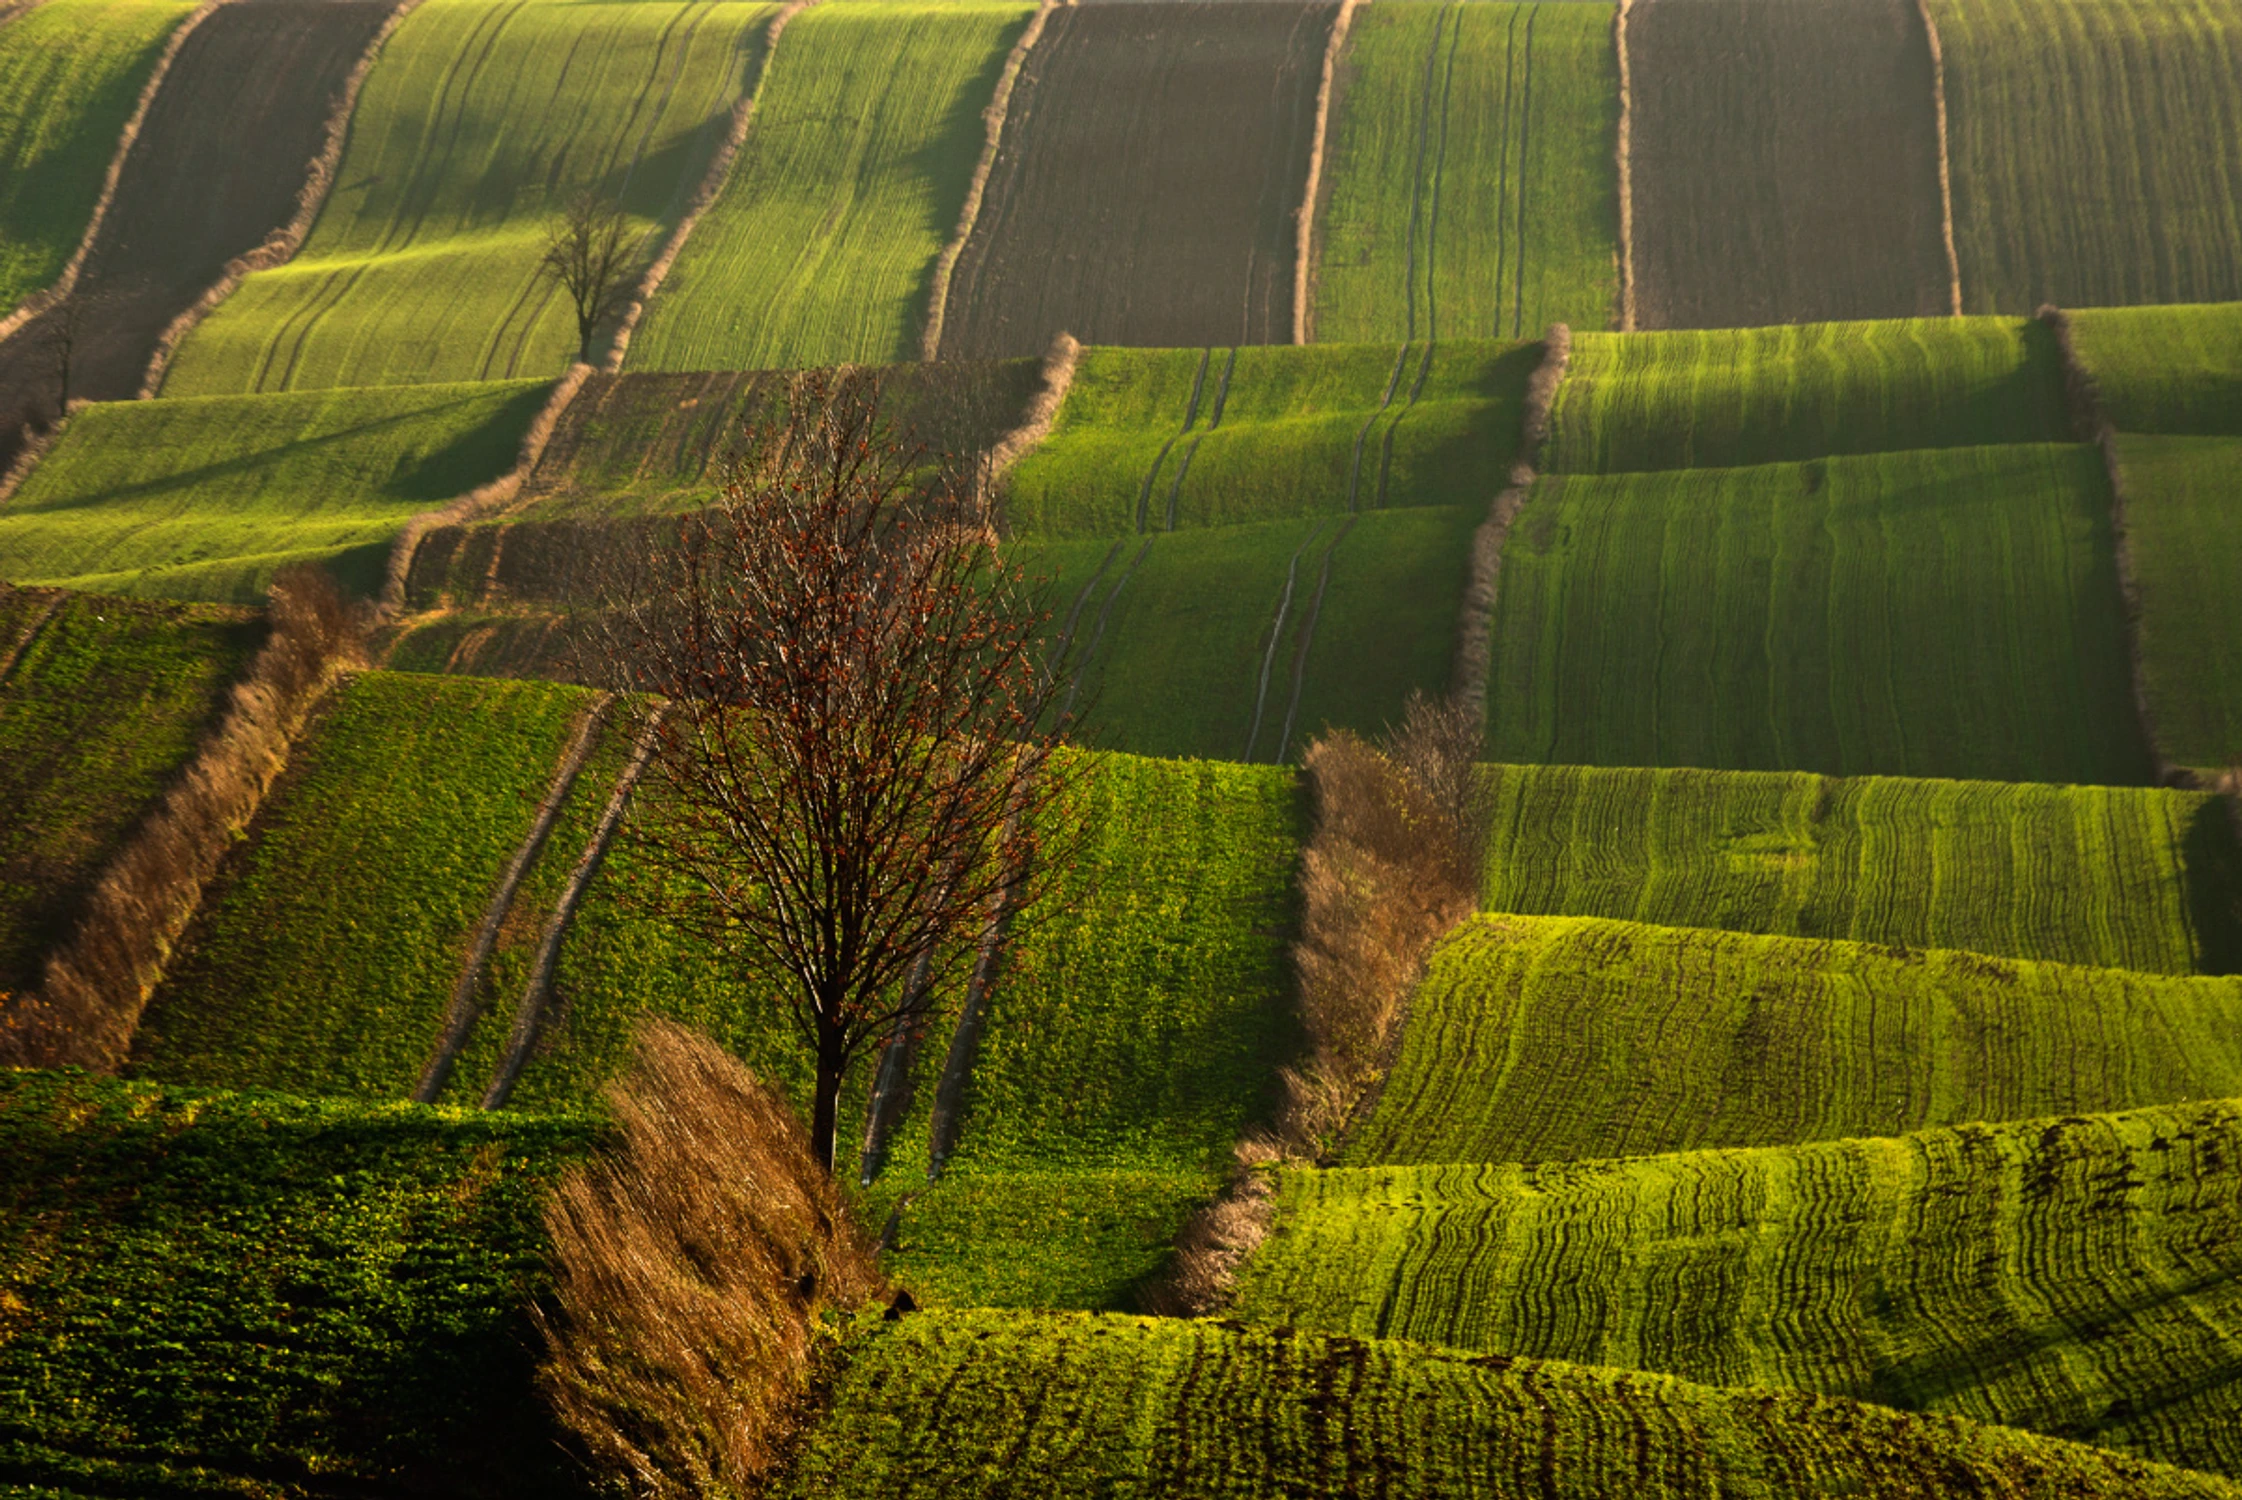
0, 0, 393, 461
935, 2, 1333, 359
1628, 0, 1953, 328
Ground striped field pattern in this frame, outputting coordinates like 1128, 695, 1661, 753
2071, 302, 2242, 437
2111, 434, 2242, 773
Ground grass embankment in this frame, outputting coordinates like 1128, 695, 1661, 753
629, 1, 1029, 372
0, 1070, 594, 1499
1931, 0, 2242, 313
1311, 1, 1619, 343
1486, 444, 2150, 786
131, 671, 598, 1098
0, 592, 257, 994
0, 382, 547, 601
160, 0, 773, 394
1543, 319, 2069, 472
2110, 434, 2242, 773
0, 0, 192, 313
2070, 302, 2242, 436
1476, 761, 2241, 975
1238, 1097, 2242, 1480
1350, 913, 2242, 1165
781, 1306, 2241, 1499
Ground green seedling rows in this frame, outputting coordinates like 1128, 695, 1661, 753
2111, 434, 2242, 773
1486, 444, 2149, 786
1543, 319, 2069, 473
161, 0, 772, 394
1349, 913, 2242, 1166
0, 0, 192, 313
1476, 761, 2242, 975
0, 591, 255, 993
629, 1, 1030, 373
1932, 0, 2242, 313
2071, 302, 2242, 436
1311, 0, 1620, 344
0, 381, 547, 601
1240, 1098, 2242, 1479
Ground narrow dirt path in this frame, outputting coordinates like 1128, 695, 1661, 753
1135, 347, 1211, 532
1242, 517, 1329, 761
1163, 346, 1237, 530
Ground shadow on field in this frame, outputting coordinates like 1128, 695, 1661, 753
2185, 799, 2242, 975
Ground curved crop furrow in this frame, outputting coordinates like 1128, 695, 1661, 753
1274, 515, 1353, 761
1241, 517, 1327, 763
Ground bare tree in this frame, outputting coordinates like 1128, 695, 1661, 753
44, 292, 93, 420
586, 368, 1077, 1173
538, 192, 642, 364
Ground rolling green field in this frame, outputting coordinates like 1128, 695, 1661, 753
782, 1306, 2242, 1499
2071, 302, 2242, 436
627, 1, 1029, 372
1476, 761, 2242, 975
0, 0, 192, 313
0, 1069, 592, 1498
1003, 339, 1536, 537
1932, 0, 2242, 314
1485, 444, 2150, 786
1348, 913, 2242, 1166
1240, 1098, 2242, 1479
160, 0, 773, 395
1542, 319, 2069, 473
2112, 434, 2242, 773
131, 671, 597, 1098
1311, 0, 1620, 343
0, 382, 547, 601
0, 591, 256, 994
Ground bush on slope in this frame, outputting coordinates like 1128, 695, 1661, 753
2069, 302, 2242, 436
2112, 434, 2242, 773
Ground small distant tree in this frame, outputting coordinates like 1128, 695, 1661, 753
44, 291, 93, 419
538, 192, 642, 364
586, 368, 1077, 1173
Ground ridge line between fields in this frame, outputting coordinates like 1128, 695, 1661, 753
980, 330, 1079, 524
1913, 0, 1964, 316
412, 692, 613, 1106
0, 408, 68, 507
1613, 0, 1636, 332
1453, 324, 1570, 718
0, 589, 64, 688
1292, 0, 1361, 345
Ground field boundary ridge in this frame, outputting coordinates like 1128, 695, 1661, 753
1292, 0, 1361, 345
1454, 325, 1569, 716
984, 331, 1078, 521
1913, 0, 1963, 315
0, 585, 63, 686
1613, 0, 1636, 331
0, 402, 72, 506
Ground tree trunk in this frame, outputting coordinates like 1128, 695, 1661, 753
810, 1029, 846, 1176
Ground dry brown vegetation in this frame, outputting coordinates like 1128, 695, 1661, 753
1454, 325, 1569, 716
1292, 0, 1361, 344
535, 1020, 883, 1499
0, 567, 361, 1069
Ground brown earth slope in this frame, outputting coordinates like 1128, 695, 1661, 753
1628, 0, 1951, 328
936, 2, 1333, 359
0, 0, 394, 461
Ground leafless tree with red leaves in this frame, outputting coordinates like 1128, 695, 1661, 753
584, 368, 1077, 1173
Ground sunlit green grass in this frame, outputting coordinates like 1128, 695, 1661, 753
2071, 302, 2242, 436
2111, 433, 2242, 771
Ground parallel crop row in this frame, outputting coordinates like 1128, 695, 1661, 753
2071, 302, 2242, 437
2112, 434, 2242, 773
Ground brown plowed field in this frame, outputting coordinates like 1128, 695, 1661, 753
1628, 0, 1951, 328
935, 2, 1333, 359
0, 0, 393, 456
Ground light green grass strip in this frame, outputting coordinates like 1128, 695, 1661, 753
2114, 434, 2242, 771
629, 0, 1030, 372
1240, 1097, 2242, 1481
1932, 0, 2242, 313
1544, 318, 2069, 473
1313, 1, 1617, 344
1348, 913, 2242, 1166
161, 0, 774, 394
2071, 302, 2242, 437
0, 382, 548, 602
0, 0, 192, 313
1475, 761, 2242, 976
1487, 444, 2151, 786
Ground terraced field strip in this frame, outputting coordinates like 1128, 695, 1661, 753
130, 670, 600, 1098
2110, 435, 2242, 775
1486, 444, 2152, 786
161, 0, 775, 395
1351, 912, 2242, 1166
1241, 1097, 2242, 1480
1475, 761, 2242, 976
935, 2, 1332, 358
1005, 339, 1535, 536
629, 1, 1031, 372
0, 593, 256, 994
1624, 0, 1949, 328
0, 0, 193, 319
0, 381, 548, 602
1543, 317, 2068, 473
1931, 0, 2242, 312
1311, 0, 1618, 344
2071, 302, 2242, 438
781, 1306, 2242, 1500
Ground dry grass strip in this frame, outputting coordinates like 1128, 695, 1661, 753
1292, 0, 1362, 345
0, 0, 233, 346
1614, 0, 1636, 331
1453, 324, 1568, 716
0, 403, 70, 505
981, 330, 1078, 519
1914, 0, 1963, 316
0, 569, 363, 1069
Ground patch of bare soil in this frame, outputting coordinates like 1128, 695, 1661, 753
0, 0, 393, 457
936, 2, 1334, 359
1628, 0, 1950, 328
